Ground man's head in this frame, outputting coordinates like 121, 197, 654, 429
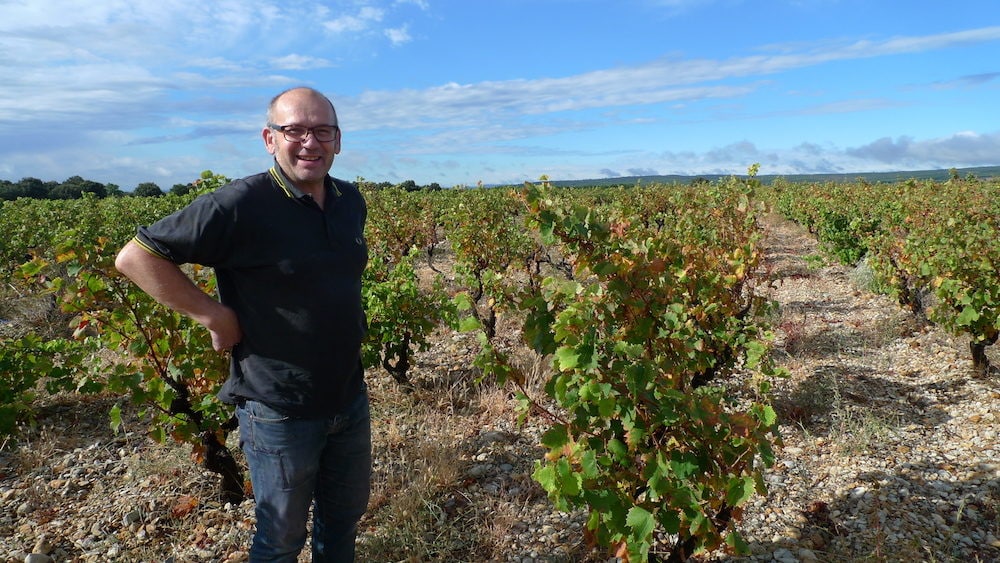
263, 87, 341, 193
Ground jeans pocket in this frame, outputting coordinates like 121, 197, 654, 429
238, 401, 325, 492
246, 400, 290, 423
241, 401, 291, 456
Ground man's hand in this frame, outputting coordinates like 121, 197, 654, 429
205, 304, 243, 353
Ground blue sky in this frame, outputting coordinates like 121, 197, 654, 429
1, 0, 998, 189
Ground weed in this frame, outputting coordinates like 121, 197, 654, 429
803, 253, 828, 270
825, 380, 898, 455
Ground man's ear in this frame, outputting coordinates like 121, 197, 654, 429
262, 127, 277, 155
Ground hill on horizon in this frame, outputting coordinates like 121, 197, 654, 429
546, 164, 1000, 188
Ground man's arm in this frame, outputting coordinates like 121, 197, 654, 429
115, 240, 242, 352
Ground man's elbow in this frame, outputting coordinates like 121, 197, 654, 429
114, 241, 143, 278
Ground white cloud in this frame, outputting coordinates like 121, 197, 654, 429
596, 130, 1000, 181
645, 0, 717, 14
930, 72, 1000, 89
336, 26, 1000, 134
269, 54, 336, 71
324, 6, 385, 34
385, 26, 412, 46
792, 98, 907, 116
396, 0, 430, 9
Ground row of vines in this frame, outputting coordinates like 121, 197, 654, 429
770, 175, 1000, 373
2, 167, 783, 561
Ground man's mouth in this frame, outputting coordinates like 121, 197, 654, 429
299, 155, 321, 162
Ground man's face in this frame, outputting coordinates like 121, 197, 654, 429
263, 89, 341, 192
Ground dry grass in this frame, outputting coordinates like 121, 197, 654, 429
359, 370, 539, 562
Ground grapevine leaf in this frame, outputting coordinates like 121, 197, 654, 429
458, 316, 482, 332
556, 458, 582, 496
533, 463, 557, 492
540, 424, 570, 450
626, 506, 655, 541
756, 404, 777, 427
607, 438, 628, 461
725, 530, 751, 554
670, 453, 699, 480
725, 476, 756, 506
658, 508, 681, 535
556, 346, 579, 370
580, 450, 599, 479
598, 397, 616, 418
957, 305, 980, 325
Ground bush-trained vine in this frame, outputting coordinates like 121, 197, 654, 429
441, 188, 539, 339
477, 171, 783, 562
362, 250, 456, 386
16, 172, 246, 502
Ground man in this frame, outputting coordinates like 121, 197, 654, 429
115, 87, 371, 562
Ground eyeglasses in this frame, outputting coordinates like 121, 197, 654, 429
267, 123, 340, 143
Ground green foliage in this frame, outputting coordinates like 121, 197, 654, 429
362, 187, 455, 385
0, 335, 93, 434
509, 171, 781, 561
3, 170, 245, 501
0, 171, 232, 202
771, 176, 1000, 372
362, 251, 456, 385
132, 182, 164, 197
440, 188, 537, 339
894, 179, 1000, 370
363, 186, 442, 268
20, 213, 233, 433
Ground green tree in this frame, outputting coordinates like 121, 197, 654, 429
0, 180, 23, 200
133, 182, 164, 197
52, 176, 107, 199
18, 177, 53, 199
170, 182, 194, 196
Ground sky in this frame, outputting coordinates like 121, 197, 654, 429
1, 0, 999, 190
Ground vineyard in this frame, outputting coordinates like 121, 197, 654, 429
1, 169, 998, 562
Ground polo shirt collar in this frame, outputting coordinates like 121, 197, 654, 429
268, 162, 342, 202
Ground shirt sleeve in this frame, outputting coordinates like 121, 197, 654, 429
134, 190, 236, 267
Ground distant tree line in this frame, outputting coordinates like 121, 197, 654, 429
0, 176, 199, 201
1, 175, 450, 201
355, 178, 443, 192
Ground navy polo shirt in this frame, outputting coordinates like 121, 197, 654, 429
133, 165, 368, 418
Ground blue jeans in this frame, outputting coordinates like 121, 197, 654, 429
236, 392, 372, 563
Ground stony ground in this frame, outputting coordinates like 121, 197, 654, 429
1, 214, 999, 562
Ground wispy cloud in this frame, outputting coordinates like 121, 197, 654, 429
3, 0, 998, 134
792, 98, 907, 116
606, 132, 1000, 181
324, 6, 385, 34
930, 72, 1000, 89
335, 26, 1000, 135
269, 54, 336, 71
385, 25, 412, 46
